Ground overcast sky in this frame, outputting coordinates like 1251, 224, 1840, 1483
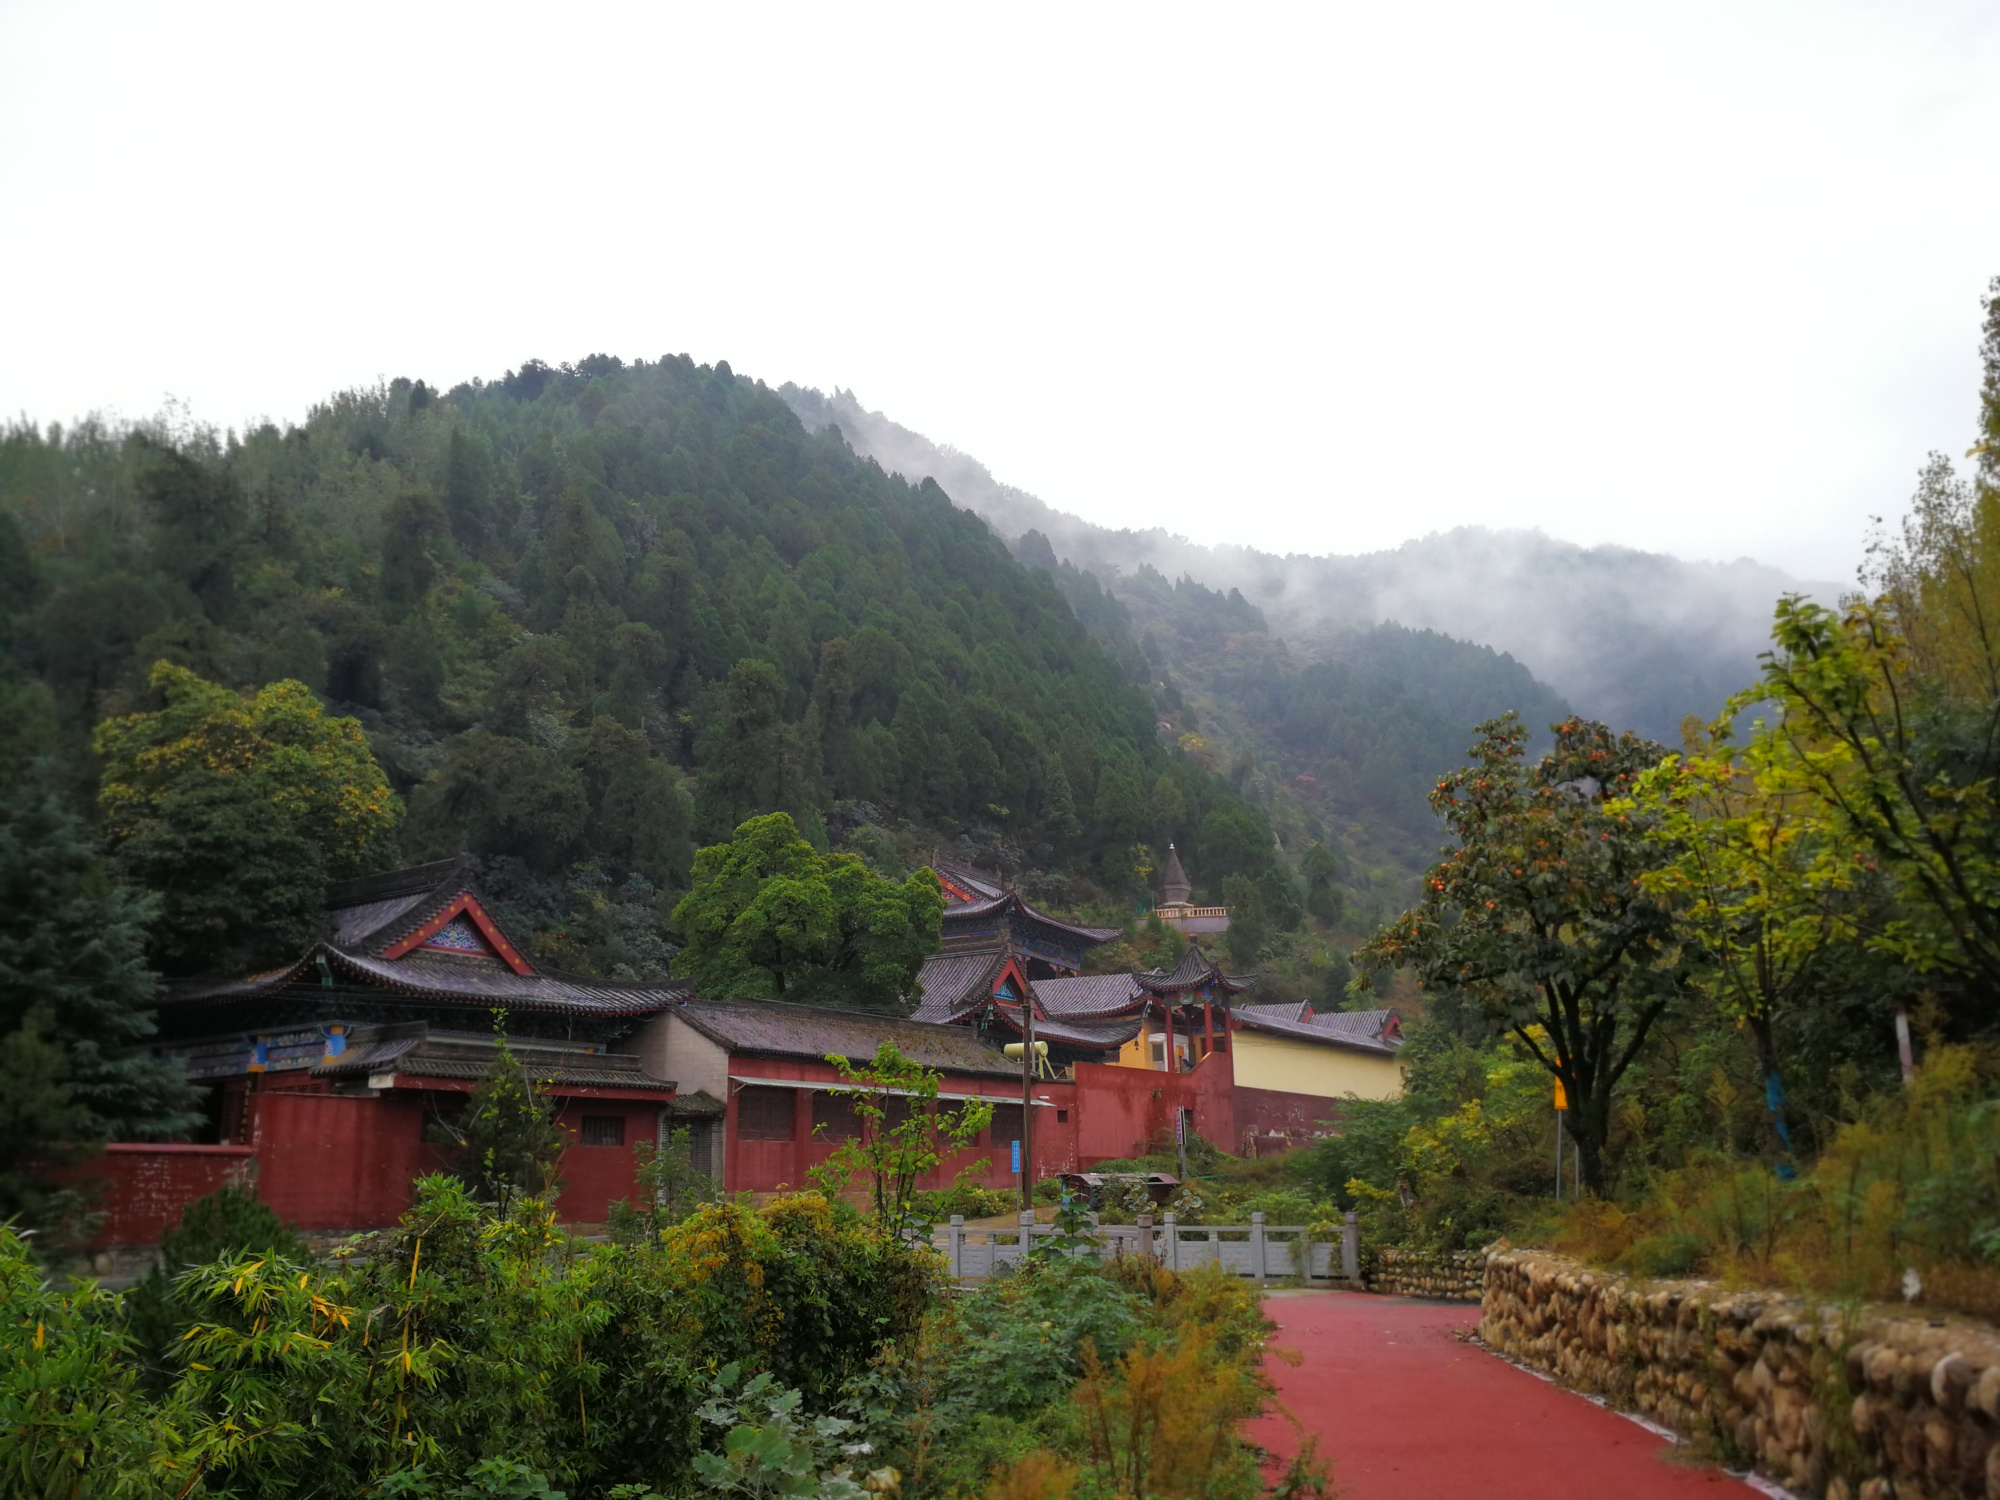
3, 1, 1996, 581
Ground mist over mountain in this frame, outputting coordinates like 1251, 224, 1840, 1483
780, 385, 1845, 741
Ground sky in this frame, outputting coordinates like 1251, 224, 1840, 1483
3, 1, 1997, 582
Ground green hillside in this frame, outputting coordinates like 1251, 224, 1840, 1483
0, 357, 1292, 979
1015, 531, 1574, 928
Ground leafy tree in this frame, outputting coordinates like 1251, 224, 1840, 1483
125, 1184, 308, 1385
0, 1007, 93, 1249
96, 661, 402, 880
672, 813, 944, 1010
407, 732, 590, 875
808, 1042, 994, 1238
139, 443, 246, 618
1222, 873, 1270, 967
1301, 842, 1341, 924
696, 659, 826, 838
1626, 711, 1877, 1159
116, 772, 330, 972
0, 779, 188, 1136
1092, 767, 1146, 848
1355, 715, 1682, 1193
1195, 803, 1273, 889
379, 488, 450, 618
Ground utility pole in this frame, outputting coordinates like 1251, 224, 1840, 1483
1019, 999, 1036, 1213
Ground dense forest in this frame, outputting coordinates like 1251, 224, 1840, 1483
0, 357, 1294, 980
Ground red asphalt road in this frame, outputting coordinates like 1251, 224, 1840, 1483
1249, 1291, 1759, 1500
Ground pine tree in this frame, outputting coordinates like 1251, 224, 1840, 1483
452, 1025, 565, 1211
0, 775, 197, 1236
0, 777, 193, 1140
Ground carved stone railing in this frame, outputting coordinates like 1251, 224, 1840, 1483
932, 1209, 1363, 1283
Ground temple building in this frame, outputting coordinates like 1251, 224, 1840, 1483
78, 855, 1399, 1271
1152, 845, 1229, 935
126, 858, 704, 1247
913, 859, 1131, 1066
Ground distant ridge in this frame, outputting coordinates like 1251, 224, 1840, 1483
780, 384, 1844, 741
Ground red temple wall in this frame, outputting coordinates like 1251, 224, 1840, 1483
719, 1057, 1077, 1197
249, 1089, 444, 1231
1066, 1050, 1234, 1166
548, 1101, 661, 1223
67, 1144, 255, 1250
1232, 1083, 1347, 1148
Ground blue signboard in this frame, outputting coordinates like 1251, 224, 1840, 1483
1011, 1140, 1021, 1174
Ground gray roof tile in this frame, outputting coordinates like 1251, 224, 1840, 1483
672, 998, 1019, 1078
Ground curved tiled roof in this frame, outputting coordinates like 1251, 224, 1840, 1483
1232, 1004, 1401, 1056
313, 1022, 677, 1092
163, 858, 697, 1020
325, 858, 480, 954
671, 997, 1019, 1077
1029, 973, 1145, 1018
1309, 1008, 1402, 1042
912, 950, 1009, 1024
938, 888, 1123, 945
931, 858, 1006, 903
988, 1001, 1143, 1050
1136, 940, 1253, 995
1233, 1000, 1310, 1025
168, 943, 692, 1017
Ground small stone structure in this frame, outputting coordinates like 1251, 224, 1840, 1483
1481, 1248, 2000, 1499
1365, 1245, 1484, 1301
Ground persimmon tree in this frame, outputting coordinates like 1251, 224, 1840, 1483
1355, 715, 1683, 1194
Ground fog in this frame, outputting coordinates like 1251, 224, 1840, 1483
783, 386, 1843, 742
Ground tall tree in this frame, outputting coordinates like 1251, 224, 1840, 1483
94, 663, 401, 971
1628, 712, 1876, 1160
671, 812, 944, 1011
1355, 716, 1682, 1193
0, 777, 195, 1233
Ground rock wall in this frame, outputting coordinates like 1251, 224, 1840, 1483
1364, 1245, 1484, 1301
1481, 1248, 2000, 1499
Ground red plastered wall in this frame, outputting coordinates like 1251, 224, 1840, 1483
1068, 1049, 1234, 1167
67, 1145, 255, 1250
1232, 1083, 1345, 1146
550, 1102, 660, 1224
719, 1057, 1064, 1197
249, 1089, 446, 1231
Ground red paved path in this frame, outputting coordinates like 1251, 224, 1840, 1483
1249, 1291, 1758, 1500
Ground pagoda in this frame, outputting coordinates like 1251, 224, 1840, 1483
1152, 845, 1230, 935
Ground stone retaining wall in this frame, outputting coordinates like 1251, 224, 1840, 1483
1364, 1245, 1484, 1301
1481, 1248, 2000, 1499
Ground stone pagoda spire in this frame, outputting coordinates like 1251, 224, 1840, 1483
1160, 843, 1192, 907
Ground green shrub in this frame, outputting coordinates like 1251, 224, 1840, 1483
123, 1182, 308, 1388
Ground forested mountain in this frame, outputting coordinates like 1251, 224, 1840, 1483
1014, 533, 1573, 921
0, 358, 1288, 978
779, 385, 1840, 742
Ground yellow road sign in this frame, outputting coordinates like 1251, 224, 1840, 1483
1553, 1078, 1568, 1111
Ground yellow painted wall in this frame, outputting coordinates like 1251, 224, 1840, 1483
1230, 1029, 1404, 1101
